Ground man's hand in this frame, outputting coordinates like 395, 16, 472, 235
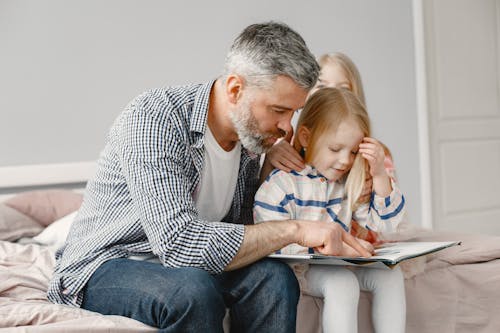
225, 219, 372, 271
296, 220, 372, 257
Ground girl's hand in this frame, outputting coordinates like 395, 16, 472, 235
350, 220, 379, 244
358, 137, 386, 178
359, 137, 392, 197
356, 237, 375, 254
338, 238, 375, 257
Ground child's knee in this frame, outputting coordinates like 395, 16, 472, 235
324, 269, 360, 298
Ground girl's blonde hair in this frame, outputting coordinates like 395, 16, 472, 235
318, 52, 393, 160
318, 52, 366, 105
295, 87, 371, 210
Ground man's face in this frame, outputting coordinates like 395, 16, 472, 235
231, 75, 308, 154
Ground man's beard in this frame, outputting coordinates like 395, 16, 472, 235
230, 97, 282, 155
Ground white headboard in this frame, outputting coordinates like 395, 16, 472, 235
0, 161, 96, 201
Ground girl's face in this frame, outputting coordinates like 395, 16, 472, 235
308, 118, 364, 181
309, 62, 351, 96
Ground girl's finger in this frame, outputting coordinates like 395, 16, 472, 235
359, 142, 377, 148
361, 153, 377, 164
361, 142, 380, 152
362, 137, 380, 144
342, 231, 372, 257
359, 147, 384, 159
359, 143, 383, 152
359, 149, 377, 158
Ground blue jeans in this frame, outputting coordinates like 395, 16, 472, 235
81, 258, 299, 332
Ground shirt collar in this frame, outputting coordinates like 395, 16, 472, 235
297, 164, 321, 177
190, 80, 216, 148
296, 165, 346, 184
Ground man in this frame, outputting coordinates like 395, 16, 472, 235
48, 22, 371, 332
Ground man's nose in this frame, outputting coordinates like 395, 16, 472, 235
277, 114, 294, 137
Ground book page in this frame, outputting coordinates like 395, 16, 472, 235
269, 241, 460, 269
357, 241, 460, 263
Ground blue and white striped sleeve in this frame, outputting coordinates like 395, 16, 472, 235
254, 171, 311, 255
253, 171, 292, 223
355, 179, 406, 233
117, 96, 244, 274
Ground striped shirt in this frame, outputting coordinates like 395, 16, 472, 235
48, 81, 260, 307
253, 165, 405, 255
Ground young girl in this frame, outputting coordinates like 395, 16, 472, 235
254, 87, 406, 333
262, 52, 398, 242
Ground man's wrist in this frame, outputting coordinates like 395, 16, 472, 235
285, 220, 301, 245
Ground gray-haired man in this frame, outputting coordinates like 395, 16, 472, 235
48, 22, 370, 332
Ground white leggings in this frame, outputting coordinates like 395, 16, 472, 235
303, 265, 406, 333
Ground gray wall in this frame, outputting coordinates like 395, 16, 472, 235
0, 0, 421, 226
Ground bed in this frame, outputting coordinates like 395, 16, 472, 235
1, 168, 500, 332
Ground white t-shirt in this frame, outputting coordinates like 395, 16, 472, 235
193, 125, 241, 222
130, 126, 241, 263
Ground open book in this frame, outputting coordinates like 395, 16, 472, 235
269, 241, 461, 269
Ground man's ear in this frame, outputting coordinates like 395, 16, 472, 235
296, 126, 311, 148
225, 74, 243, 105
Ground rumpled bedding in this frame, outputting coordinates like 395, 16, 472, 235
0, 240, 155, 333
3, 229, 500, 333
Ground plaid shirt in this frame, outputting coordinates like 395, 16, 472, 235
253, 165, 405, 255
48, 81, 260, 307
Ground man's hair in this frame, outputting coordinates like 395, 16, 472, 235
223, 22, 320, 90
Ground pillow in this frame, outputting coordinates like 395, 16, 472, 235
5, 190, 83, 226
32, 210, 78, 249
410, 231, 500, 266
0, 203, 44, 241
